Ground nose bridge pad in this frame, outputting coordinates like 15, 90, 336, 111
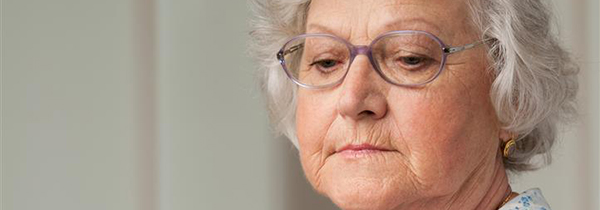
351, 45, 380, 78
351, 45, 374, 68
355, 45, 370, 55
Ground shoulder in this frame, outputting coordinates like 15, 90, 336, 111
499, 188, 551, 210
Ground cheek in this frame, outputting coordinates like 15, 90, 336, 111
388, 76, 498, 192
295, 90, 338, 177
296, 90, 336, 149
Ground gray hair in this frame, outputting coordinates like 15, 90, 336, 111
248, 0, 579, 172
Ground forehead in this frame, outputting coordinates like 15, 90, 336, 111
306, 0, 474, 44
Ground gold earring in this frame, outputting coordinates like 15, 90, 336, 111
502, 135, 517, 158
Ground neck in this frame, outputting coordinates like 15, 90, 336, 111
447, 152, 512, 210
471, 156, 512, 209
397, 152, 511, 210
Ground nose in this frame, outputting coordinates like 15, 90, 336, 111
337, 55, 388, 121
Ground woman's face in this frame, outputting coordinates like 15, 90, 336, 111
296, 0, 502, 209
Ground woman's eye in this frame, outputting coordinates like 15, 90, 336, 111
394, 55, 434, 71
310, 59, 340, 72
400, 56, 425, 65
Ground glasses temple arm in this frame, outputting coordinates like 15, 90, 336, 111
280, 43, 304, 56
443, 39, 492, 54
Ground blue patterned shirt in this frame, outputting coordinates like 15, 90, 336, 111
499, 188, 551, 210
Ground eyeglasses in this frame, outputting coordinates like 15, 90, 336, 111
276, 30, 485, 89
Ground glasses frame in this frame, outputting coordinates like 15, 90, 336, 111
276, 30, 485, 89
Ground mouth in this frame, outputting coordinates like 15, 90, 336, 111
336, 143, 395, 159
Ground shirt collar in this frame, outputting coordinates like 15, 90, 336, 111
499, 188, 551, 210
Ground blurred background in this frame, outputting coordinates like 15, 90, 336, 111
2, 0, 599, 209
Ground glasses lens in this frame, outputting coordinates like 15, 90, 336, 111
281, 36, 350, 87
372, 33, 443, 85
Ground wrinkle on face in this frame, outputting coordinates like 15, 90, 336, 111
304, 112, 338, 191
306, 0, 454, 44
389, 116, 424, 190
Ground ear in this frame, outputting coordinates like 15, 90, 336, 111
498, 129, 513, 143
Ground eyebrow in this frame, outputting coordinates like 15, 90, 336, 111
306, 18, 443, 40
382, 18, 442, 35
306, 23, 346, 38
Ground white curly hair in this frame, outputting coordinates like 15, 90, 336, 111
248, 0, 579, 172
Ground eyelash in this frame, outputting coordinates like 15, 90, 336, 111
309, 59, 341, 73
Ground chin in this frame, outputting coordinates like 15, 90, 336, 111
316, 165, 407, 210
324, 179, 403, 210
307, 152, 411, 210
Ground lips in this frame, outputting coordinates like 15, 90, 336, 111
336, 143, 394, 158
338, 143, 392, 152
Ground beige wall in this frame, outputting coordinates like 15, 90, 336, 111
2, 0, 598, 210
155, 0, 274, 209
2, 0, 157, 209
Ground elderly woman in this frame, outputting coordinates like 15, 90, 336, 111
250, 0, 578, 209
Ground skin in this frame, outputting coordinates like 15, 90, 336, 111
295, 0, 514, 209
